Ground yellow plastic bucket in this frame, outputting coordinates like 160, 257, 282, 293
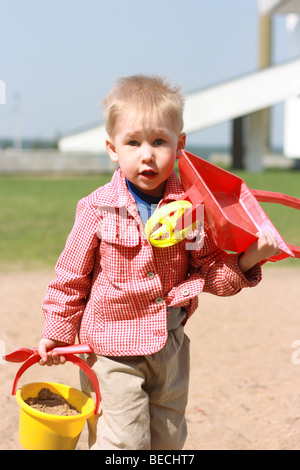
16, 382, 95, 450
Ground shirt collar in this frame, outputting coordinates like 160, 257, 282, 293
109, 168, 185, 209
162, 170, 186, 203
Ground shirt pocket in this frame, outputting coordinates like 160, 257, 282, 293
99, 216, 141, 283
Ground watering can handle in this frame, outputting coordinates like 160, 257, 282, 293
251, 189, 300, 260
11, 354, 101, 415
251, 189, 300, 210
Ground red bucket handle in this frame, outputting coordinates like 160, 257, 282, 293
11, 353, 101, 415
251, 189, 300, 260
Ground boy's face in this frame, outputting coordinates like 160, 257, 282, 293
106, 111, 186, 197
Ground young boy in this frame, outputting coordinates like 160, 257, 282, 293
38, 75, 279, 450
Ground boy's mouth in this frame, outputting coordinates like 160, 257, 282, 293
140, 169, 157, 177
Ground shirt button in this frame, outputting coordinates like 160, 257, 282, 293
147, 271, 155, 279
155, 297, 164, 305
182, 289, 190, 297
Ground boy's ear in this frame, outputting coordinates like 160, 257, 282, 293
176, 133, 186, 159
105, 138, 119, 163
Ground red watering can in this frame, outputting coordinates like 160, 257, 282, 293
145, 150, 300, 263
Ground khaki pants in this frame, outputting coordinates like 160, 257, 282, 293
80, 326, 190, 450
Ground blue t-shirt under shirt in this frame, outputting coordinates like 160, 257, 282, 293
126, 179, 161, 224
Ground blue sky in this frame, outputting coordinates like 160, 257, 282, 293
0, 0, 291, 147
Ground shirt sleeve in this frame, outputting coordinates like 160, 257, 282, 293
166, 225, 262, 309
42, 197, 100, 344
190, 226, 262, 295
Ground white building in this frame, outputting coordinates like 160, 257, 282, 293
59, 0, 300, 171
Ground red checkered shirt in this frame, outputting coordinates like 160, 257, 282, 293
42, 168, 262, 356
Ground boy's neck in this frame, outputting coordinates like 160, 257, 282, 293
126, 179, 164, 202
126, 178, 164, 202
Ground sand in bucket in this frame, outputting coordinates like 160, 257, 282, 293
16, 382, 95, 450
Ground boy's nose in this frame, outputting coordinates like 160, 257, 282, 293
141, 144, 154, 162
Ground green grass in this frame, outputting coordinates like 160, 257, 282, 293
0, 169, 299, 271
0, 174, 111, 270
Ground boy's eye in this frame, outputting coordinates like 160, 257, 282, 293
154, 138, 164, 145
128, 140, 139, 146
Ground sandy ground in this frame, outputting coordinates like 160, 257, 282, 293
1, 267, 300, 451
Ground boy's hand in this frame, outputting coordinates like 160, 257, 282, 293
38, 338, 69, 366
238, 231, 280, 273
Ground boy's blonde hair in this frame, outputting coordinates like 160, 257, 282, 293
102, 75, 185, 138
